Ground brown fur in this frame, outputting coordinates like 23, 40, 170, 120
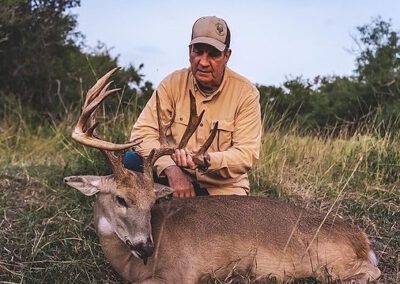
93, 195, 381, 283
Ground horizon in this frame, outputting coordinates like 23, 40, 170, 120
74, 0, 400, 87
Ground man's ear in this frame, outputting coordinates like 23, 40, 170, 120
188, 45, 193, 59
224, 48, 232, 63
153, 183, 174, 199
64, 175, 115, 196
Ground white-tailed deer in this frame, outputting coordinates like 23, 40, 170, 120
64, 68, 381, 283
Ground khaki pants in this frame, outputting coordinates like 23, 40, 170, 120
207, 187, 248, 196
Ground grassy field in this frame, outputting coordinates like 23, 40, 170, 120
0, 103, 399, 283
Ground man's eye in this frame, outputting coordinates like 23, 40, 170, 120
116, 196, 128, 207
193, 49, 204, 56
209, 50, 222, 58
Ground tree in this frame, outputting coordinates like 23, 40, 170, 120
354, 17, 400, 131
355, 17, 400, 102
0, 0, 152, 117
0, 0, 81, 110
257, 17, 400, 134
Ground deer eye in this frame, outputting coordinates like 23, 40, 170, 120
116, 196, 128, 207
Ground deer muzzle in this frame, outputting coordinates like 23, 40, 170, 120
126, 239, 154, 264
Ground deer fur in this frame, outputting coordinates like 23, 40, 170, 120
65, 174, 381, 284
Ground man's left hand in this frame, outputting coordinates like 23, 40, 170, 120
171, 149, 197, 170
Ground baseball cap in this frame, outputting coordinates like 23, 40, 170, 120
189, 16, 231, 52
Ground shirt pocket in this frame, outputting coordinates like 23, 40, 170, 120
213, 119, 235, 151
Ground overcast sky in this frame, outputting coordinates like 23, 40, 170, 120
74, 0, 400, 87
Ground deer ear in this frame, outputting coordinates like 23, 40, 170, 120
64, 175, 114, 196
153, 183, 174, 199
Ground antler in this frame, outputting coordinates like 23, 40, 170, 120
143, 91, 217, 176
72, 67, 217, 191
177, 90, 205, 149
192, 121, 218, 169
72, 67, 141, 176
72, 67, 141, 151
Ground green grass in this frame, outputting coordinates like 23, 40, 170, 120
0, 103, 399, 283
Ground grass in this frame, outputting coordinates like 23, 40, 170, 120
250, 129, 399, 283
0, 101, 399, 283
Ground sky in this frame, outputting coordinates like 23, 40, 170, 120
74, 0, 400, 87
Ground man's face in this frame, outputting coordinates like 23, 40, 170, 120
189, 43, 231, 91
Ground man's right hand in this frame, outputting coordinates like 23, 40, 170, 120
163, 165, 195, 198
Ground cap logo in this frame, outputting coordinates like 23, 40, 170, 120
215, 23, 224, 36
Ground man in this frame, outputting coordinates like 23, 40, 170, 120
127, 16, 261, 198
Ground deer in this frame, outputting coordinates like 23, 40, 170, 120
64, 68, 381, 284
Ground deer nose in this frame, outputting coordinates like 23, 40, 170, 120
127, 239, 154, 259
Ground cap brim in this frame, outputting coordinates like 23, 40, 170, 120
189, 37, 226, 51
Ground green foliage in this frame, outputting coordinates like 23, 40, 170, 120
258, 17, 400, 135
355, 17, 400, 88
0, 0, 153, 119
1, 3, 399, 137
1, 0, 81, 110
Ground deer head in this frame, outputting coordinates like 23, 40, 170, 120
64, 68, 217, 263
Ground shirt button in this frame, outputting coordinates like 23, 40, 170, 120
180, 117, 183, 121
200, 123, 203, 127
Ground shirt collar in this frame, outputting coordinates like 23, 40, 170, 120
191, 67, 229, 99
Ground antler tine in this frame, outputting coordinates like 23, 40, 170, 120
143, 90, 217, 182
156, 91, 175, 147
148, 90, 203, 167
83, 67, 120, 108
177, 90, 204, 149
194, 121, 218, 157
83, 68, 119, 130
148, 121, 218, 173
72, 67, 141, 151
192, 121, 218, 169
142, 92, 176, 178
80, 81, 118, 129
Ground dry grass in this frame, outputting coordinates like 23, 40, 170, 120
249, 126, 399, 283
0, 105, 399, 283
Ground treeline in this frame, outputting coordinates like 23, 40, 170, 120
258, 18, 400, 134
1, 1, 400, 135
0, 0, 153, 122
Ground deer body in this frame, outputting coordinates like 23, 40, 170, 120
65, 68, 380, 283
92, 194, 380, 283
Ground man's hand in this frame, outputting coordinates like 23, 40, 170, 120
163, 165, 195, 198
171, 149, 197, 169
171, 149, 210, 170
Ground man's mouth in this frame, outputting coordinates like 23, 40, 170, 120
198, 70, 211, 74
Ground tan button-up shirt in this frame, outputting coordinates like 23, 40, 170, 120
130, 67, 261, 195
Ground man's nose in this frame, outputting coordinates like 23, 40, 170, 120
199, 52, 211, 66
